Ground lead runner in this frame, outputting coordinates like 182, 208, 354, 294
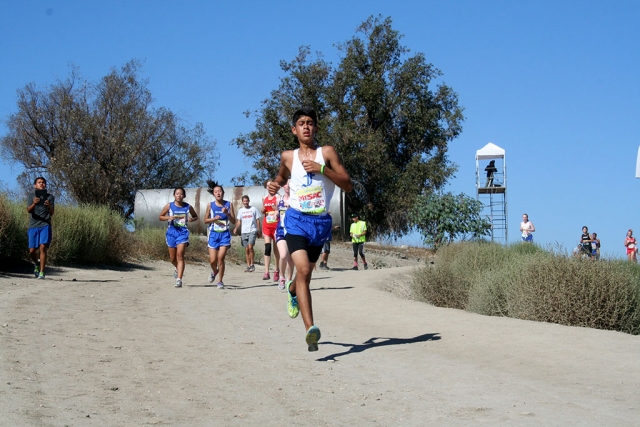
268, 107, 353, 351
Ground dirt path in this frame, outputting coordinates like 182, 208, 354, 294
1, 251, 639, 426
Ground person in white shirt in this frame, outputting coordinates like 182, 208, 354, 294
520, 213, 535, 243
234, 195, 261, 272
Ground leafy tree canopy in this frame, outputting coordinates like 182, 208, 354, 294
409, 192, 491, 250
233, 15, 464, 237
1, 59, 218, 217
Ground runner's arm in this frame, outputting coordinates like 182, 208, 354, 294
203, 204, 213, 224
269, 151, 293, 193
158, 204, 173, 221
227, 204, 236, 224
188, 206, 198, 222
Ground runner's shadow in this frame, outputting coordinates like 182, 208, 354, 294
311, 286, 354, 291
317, 333, 441, 362
224, 283, 281, 290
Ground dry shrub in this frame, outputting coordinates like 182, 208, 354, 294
414, 241, 640, 335
130, 227, 209, 263
412, 241, 510, 309
0, 195, 29, 261
507, 256, 640, 334
50, 204, 132, 265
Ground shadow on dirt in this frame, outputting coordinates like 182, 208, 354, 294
317, 333, 441, 362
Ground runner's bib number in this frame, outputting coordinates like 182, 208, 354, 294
213, 219, 228, 232
295, 186, 326, 214
173, 214, 187, 227
266, 211, 279, 224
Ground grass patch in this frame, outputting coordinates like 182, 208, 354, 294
50, 204, 132, 265
0, 195, 29, 262
413, 242, 640, 335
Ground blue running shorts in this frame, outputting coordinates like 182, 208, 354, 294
283, 208, 332, 247
28, 225, 52, 248
208, 230, 231, 249
166, 227, 190, 248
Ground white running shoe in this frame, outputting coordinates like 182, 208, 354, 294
208, 272, 215, 283
175, 278, 182, 288
217, 281, 225, 289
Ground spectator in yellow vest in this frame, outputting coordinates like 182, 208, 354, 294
349, 213, 368, 270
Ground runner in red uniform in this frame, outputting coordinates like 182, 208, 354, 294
262, 181, 281, 281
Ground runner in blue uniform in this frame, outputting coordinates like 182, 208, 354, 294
269, 107, 353, 352
159, 187, 198, 288
275, 179, 294, 290
204, 181, 236, 289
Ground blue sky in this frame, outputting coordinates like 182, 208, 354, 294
1, 1, 639, 256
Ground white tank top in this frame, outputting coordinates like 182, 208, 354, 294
289, 147, 335, 215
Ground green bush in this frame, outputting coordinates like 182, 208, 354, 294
49, 204, 132, 265
413, 242, 640, 335
412, 241, 516, 309
0, 195, 29, 261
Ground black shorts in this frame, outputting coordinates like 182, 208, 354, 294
285, 233, 323, 263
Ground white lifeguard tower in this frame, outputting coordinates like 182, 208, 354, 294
476, 142, 507, 244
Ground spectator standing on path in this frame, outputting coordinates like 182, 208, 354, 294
624, 229, 637, 262
158, 187, 198, 288
268, 107, 353, 352
580, 226, 592, 259
591, 232, 600, 260
520, 213, 535, 243
319, 222, 340, 270
234, 195, 261, 272
350, 213, 368, 270
27, 176, 55, 280
204, 181, 236, 289
262, 181, 281, 281
485, 160, 497, 187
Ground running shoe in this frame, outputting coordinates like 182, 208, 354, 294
173, 269, 178, 278
37, 272, 45, 280
244, 266, 251, 273
286, 280, 299, 318
217, 281, 225, 289
364, 263, 368, 270
278, 278, 286, 291
175, 278, 182, 288
33, 264, 40, 278
352, 265, 358, 271
263, 272, 270, 280
208, 271, 215, 283
249, 264, 255, 272
273, 270, 279, 282
305, 326, 321, 352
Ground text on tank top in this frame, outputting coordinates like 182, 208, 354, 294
209, 201, 230, 232
263, 195, 279, 224
169, 202, 190, 228
289, 148, 335, 215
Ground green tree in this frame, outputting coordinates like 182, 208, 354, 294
409, 192, 491, 249
1, 60, 218, 217
233, 15, 464, 237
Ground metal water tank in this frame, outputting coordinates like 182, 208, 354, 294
134, 186, 346, 235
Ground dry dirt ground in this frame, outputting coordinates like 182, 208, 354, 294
1, 240, 639, 426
